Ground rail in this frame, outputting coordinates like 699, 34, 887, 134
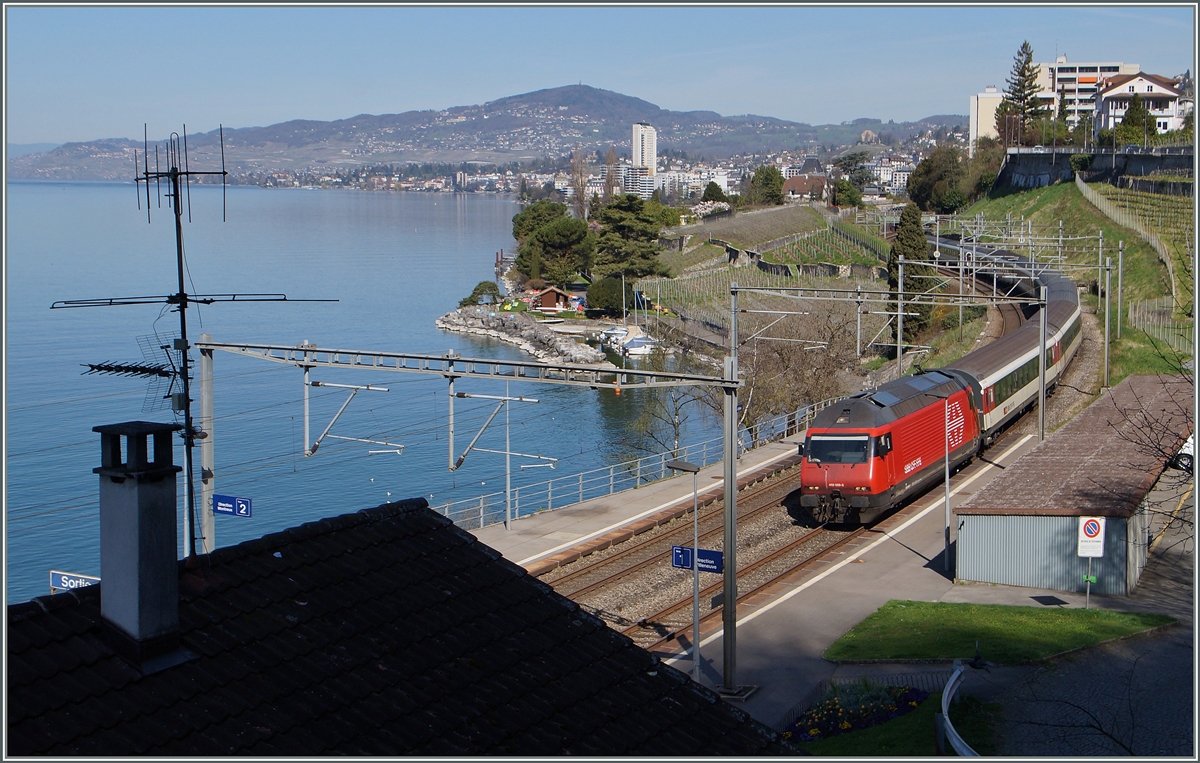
936, 660, 979, 756
432, 396, 840, 529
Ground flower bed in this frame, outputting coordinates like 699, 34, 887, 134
783, 680, 930, 743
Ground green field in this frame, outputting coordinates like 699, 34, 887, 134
958, 182, 1171, 303
658, 242, 726, 277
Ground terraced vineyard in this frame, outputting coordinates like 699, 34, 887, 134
678, 204, 825, 250
1090, 183, 1193, 291
765, 224, 888, 267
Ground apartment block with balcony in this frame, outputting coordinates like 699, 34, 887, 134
632, 123, 657, 176
1038, 55, 1141, 129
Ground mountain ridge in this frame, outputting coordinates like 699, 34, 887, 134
8, 84, 966, 180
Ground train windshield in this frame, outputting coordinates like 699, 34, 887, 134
807, 435, 870, 464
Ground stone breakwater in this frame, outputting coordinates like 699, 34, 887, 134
436, 308, 609, 365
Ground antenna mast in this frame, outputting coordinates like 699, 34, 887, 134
55, 123, 335, 558
141, 125, 226, 559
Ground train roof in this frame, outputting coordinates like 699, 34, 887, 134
945, 251, 1080, 382
810, 370, 965, 430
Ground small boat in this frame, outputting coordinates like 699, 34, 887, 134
620, 336, 657, 356
601, 326, 629, 340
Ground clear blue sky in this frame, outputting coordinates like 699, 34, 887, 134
5, 5, 1195, 145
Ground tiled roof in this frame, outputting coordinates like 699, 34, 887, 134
8, 499, 799, 756
960, 375, 1193, 516
1098, 72, 1181, 96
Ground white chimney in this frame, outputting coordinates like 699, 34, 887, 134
94, 421, 183, 666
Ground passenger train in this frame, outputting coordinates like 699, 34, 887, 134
798, 243, 1083, 524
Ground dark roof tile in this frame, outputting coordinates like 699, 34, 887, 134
9, 616, 58, 650
8, 497, 799, 756
152, 729, 229, 756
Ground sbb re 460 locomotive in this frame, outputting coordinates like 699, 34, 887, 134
798, 244, 1082, 525
799, 370, 982, 524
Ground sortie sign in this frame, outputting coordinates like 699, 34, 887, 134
1077, 516, 1106, 558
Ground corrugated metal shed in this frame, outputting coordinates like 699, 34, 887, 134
956, 375, 1191, 595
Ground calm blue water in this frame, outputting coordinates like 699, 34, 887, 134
5, 181, 714, 603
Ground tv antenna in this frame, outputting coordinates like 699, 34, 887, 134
52, 123, 336, 559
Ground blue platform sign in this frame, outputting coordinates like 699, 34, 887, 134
697, 549, 724, 573
672, 546, 723, 573
214, 494, 252, 518
671, 545, 694, 570
50, 570, 100, 593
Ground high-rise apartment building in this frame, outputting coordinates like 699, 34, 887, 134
968, 55, 1141, 153
1037, 55, 1140, 128
632, 123, 657, 176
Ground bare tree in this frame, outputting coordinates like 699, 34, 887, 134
1099, 345, 1195, 558
570, 146, 589, 220
603, 145, 618, 204
615, 341, 716, 459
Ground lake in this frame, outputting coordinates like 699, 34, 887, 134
5, 181, 716, 602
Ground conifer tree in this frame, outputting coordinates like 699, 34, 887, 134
1003, 41, 1047, 144
1116, 94, 1152, 145
889, 202, 931, 341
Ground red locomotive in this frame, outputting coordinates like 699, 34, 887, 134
799, 370, 981, 524
797, 245, 1082, 525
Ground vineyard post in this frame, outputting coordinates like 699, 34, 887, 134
1117, 241, 1124, 339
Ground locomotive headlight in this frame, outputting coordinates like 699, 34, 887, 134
855, 486, 870, 492
807, 485, 819, 490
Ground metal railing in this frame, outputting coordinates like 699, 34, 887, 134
433, 396, 840, 529
936, 660, 979, 756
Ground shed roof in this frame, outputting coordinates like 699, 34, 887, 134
8, 499, 797, 756
959, 375, 1192, 517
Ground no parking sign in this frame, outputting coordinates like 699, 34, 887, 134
1077, 517, 1105, 558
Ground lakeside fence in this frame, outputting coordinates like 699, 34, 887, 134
433, 396, 841, 530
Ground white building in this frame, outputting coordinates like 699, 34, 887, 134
632, 123, 657, 176
1094, 72, 1191, 138
1038, 55, 1140, 129
968, 56, 1142, 155
968, 85, 1005, 156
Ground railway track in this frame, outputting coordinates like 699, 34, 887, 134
536, 252, 1064, 658
622, 526, 865, 653
546, 467, 804, 600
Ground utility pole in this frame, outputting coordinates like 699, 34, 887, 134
897, 255, 905, 380
721, 284, 744, 697
199, 333, 215, 554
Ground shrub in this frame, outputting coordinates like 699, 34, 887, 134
1070, 154, 1094, 173
784, 680, 930, 743
586, 277, 634, 313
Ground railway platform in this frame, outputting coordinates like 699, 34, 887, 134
473, 436, 803, 575
468, 431, 1193, 748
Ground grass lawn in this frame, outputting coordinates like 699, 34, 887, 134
964, 183, 1170, 302
1109, 327, 1192, 386
915, 314, 988, 369
659, 242, 726, 277
685, 204, 825, 250
825, 600, 1175, 664
794, 692, 999, 757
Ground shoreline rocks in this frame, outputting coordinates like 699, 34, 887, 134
436, 308, 610, 365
